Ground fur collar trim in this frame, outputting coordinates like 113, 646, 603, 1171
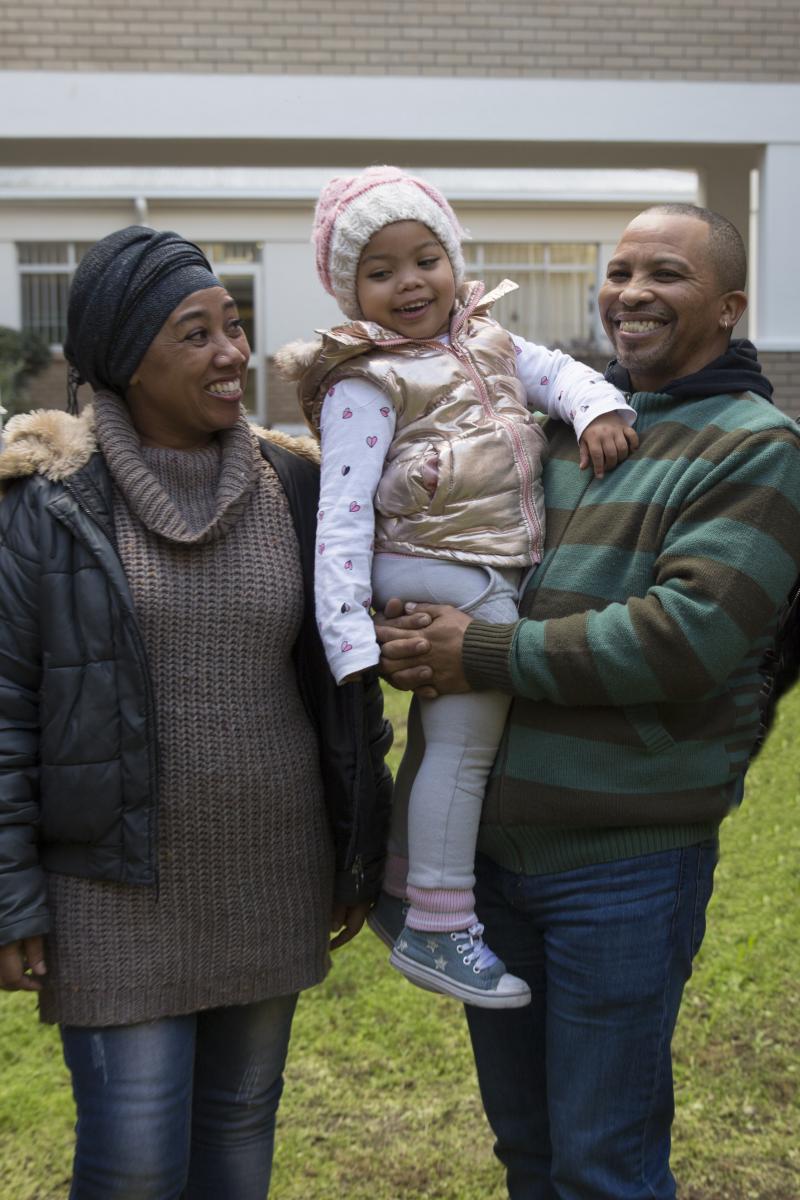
250, 420, 319, 464
0, 404, 318, 490
0, 404, 98, 485
274, 337, 325, 382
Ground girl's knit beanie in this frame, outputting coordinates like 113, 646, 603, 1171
312, 165, 467, 320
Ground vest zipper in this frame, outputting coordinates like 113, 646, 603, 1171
377, 332, 543, 558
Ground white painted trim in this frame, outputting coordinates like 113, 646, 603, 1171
1, 72, 799, 145
757, 143, 800, 346
0, 244, 20, 327
754, 340, 800, 353
0, 167, 698, 204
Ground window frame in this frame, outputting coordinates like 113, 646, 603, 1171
17, 241, 85, 349
463, 240, 606, 348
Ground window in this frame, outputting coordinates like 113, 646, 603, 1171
198, 243, 263, 419
462, 242, 601, 349
18, 242, 92, 345
199, 243, 258, 266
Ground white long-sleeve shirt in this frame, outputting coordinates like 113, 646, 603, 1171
316, 334, 635, 683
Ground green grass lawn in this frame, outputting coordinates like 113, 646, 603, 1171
1, 684, 798, 1199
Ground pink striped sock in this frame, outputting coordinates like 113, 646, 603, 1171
406, 885, 477, 933
383, 855, 409, 900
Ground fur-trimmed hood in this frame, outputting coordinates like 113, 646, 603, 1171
0, 402, 319, 495
0, 405, 100, 489
274, 336, 327, 383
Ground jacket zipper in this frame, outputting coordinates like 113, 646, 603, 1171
57, 481, 161, 891
350, 854, 364, 892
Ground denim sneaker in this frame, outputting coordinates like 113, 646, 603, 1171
390, 922, 531, 1009
366, 892, 410, 949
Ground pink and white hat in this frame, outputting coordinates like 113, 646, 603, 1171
312, 165, 467, 320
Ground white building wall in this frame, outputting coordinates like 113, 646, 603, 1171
0, 243, 20, 327
757, 144, 800, 351
2, 72, 799, 148
262, 242, 340, 354
0, 196, 672, 347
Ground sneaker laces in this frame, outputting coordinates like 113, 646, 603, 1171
460, 922, 499, 973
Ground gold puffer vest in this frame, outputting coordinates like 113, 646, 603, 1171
279, 280, 548, 568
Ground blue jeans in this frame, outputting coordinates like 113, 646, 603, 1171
61, 993, 298, 1199
465, 844, 717, 1200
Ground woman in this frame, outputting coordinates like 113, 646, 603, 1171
0, 226, 392, 1198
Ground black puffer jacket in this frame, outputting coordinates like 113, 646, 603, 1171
0, 408, 392, 947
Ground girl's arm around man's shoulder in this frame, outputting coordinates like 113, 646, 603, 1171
510, 333, 634, 437
509, 334, 638, 478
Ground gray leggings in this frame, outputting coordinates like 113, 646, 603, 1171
372, 553, 520, 891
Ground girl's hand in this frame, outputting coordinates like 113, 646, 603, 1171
579, 412, 639, 478
329, 901, 372, 950
0, 936, 46, 992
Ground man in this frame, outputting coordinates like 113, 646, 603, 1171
377, 205, 800, 1199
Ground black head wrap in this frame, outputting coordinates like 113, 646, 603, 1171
63, 226, 222, 411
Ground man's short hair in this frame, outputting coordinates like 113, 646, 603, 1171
641, 203, 747, 293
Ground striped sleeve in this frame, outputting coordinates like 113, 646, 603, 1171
465, 424, 800, 705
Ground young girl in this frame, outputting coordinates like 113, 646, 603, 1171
279, 166, 637, 1009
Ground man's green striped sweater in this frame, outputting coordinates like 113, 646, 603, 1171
463, 387, 800, 876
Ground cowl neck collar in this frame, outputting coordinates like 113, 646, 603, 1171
93, 390, 259, 545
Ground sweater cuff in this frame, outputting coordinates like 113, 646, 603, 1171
463, 619, 518, 692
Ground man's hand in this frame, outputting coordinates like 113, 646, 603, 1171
330, 901, 371, 950
579, 412, 639, 478
0, 936, 46, 992
375, 601, 473, 697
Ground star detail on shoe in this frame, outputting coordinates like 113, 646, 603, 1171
434, 955, 448, 973
425, 937, 439, 954
397, 937, 408, 952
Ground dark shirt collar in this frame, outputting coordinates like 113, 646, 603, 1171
605, 338, 773, 403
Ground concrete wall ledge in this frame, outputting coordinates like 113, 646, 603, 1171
1, 72, 799, 147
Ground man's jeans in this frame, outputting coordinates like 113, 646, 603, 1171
466, 844, 717, 1200
61, 993, 298, 1199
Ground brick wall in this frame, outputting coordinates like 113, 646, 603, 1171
15, 356, 70, 413
267, 357, 305, 427
1, 0, 799, 81
762, 351, 800, 423
23, 351, 797, 428
13, 355, 303, 427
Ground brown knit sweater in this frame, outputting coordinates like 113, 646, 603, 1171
39, 395, 334, 1026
